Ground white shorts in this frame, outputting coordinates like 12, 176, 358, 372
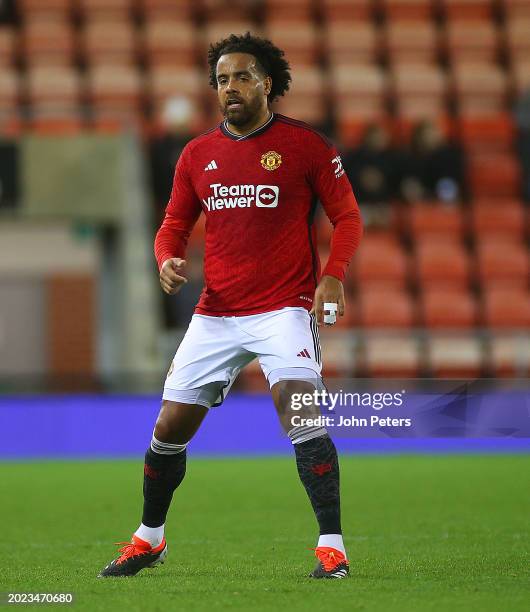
163, 307, 322, 407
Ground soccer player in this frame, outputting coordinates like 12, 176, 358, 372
99, 33, 362, 580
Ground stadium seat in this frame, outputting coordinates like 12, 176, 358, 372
504, 19, 530, 63
201, 23, 259, 53
385, 22, 439, 64
458, 114, 514, 154
333, 64, 388, 119
357, 287, 417, 328
381, 0, 435, 20
143, 20, 197, 66
149, 67, 204, 106
319, 328, 357, 377
263, 0, 314, 22
392, 64, 448, 119
355, 234, 410, 289
415, 239, 471, 289
22, 21, 76, 66
407, 203, 465, 240
421, 287, 478, 328
488, 332, 530, 376
502, 0, 530, 19
467, 153, 521, 198
263, 23, 320, 65
452, 63, 508, 116
83, 21, 137, 65
445, 22, 499, 64
275, 65, 325, 123
0, 28, 15, 67
321, 0, 373, 22
26, 66, 81, 108
88, 64, 143, 115
426, 333, 484, 377
141, 0, 195, 20
511, 59, 530, 95
0, 68, 19, 115
470, 199, 526, 240
482, 287, 530, 328
475, 238, 529, 288
441, 0, 494, 22
202, 0, 256, 22
325, 23, 380, 66
78, 0, 134, 21
18, 0, 72, 20
361, 332, 422, 377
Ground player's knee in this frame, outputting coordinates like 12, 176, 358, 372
273, 379, 316, 414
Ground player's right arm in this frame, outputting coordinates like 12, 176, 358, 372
154, 144, 202, 295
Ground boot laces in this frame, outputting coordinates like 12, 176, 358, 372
114, 540, 150, 564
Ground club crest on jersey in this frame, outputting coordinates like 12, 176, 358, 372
260, 151, 282, 171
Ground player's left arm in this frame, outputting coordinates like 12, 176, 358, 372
308, 139, 363, 325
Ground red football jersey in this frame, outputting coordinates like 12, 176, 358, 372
155, 113, 363, 316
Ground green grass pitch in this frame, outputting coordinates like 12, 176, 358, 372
1, 455, 528, 612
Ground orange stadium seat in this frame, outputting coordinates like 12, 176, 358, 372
445, 22, 499, 64
426, 333, 484, 377
452, 63, 508, 116
22, 21, 76, 66
441, 0, 495, 21
502, 0, 530, 19
333, 64, 388, 119
470, 199, 526, 240
26, 66, 81, 108
78, 0, 134, 21
482, 287, 530, 328
355, 234, 410, 289
83, 20, 137, 65
407, 203, 464, 240
475, 238, 529, 288
202, 0, 257, 22
467, 153, 521, 198
148, 66, 204, 106
263, 23, 320, 65
321, 0, 373, 22
18, 0, 72, 20
325, 23, 380, 66
458, 114, 514, 154
0, 28, 16, 67
263, 0, 314, 22
504, 19, 530, 63
415, 239, 471, 289
358, 287, 417, 328
201, 23, 259, 52
88, 64, 143, 115
141, 0, 195, 20
319, 328, 357, 377
392, 64, 448, 119
381, 0, 435, 20
385, 21, 439, 64
0, 68, 19, 115
274, 66, 326, 124
421, 287, 478, 328
488, 333, 530, 376
361, 333, 422, 377
143, 20, 197, 66
511, 59, 530, 95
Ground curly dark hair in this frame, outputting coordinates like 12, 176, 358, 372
207, 32, 291, 102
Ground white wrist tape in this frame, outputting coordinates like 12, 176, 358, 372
323, 302, 338, 325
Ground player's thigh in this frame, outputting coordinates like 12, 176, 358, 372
154, 400, 209, 445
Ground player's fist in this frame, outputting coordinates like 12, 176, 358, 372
310, 275, 345, 326
159, 258, 188, 295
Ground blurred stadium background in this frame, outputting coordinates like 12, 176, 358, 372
0, 0, 529, 396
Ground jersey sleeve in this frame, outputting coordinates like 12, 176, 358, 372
154, 144, 202, 271
308, 135, 363, 282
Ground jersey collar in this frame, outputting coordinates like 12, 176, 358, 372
220, 112, 276, 141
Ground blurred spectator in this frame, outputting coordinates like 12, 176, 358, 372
515, 89, 530, 203
400, 120, 465, 204
149, 97, 195, 223
0, 0, 16, 24
0, 137, 19, 209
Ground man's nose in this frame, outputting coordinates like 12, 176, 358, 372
226, 78, 239, 92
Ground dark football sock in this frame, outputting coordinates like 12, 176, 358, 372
294, 434, 342, 535
141, 447, 186, 528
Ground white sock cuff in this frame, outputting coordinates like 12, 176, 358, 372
150, 434, 187, 455
317, 533, 346, 556
288, 426, 328, 445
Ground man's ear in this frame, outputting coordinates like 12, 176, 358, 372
264, 76, 272, 96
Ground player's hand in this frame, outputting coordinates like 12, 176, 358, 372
310, 275, 345, 326
160, 258, 188, 295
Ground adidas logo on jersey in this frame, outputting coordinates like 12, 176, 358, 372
297, 348, 311, 358
204, 160, 218, 171
202, 183, 279, 211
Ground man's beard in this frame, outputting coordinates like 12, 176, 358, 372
222, 97, 261, 127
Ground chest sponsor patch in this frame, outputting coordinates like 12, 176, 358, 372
202, 183, 279, 211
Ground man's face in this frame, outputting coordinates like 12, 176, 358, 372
216, 52, 271, 126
